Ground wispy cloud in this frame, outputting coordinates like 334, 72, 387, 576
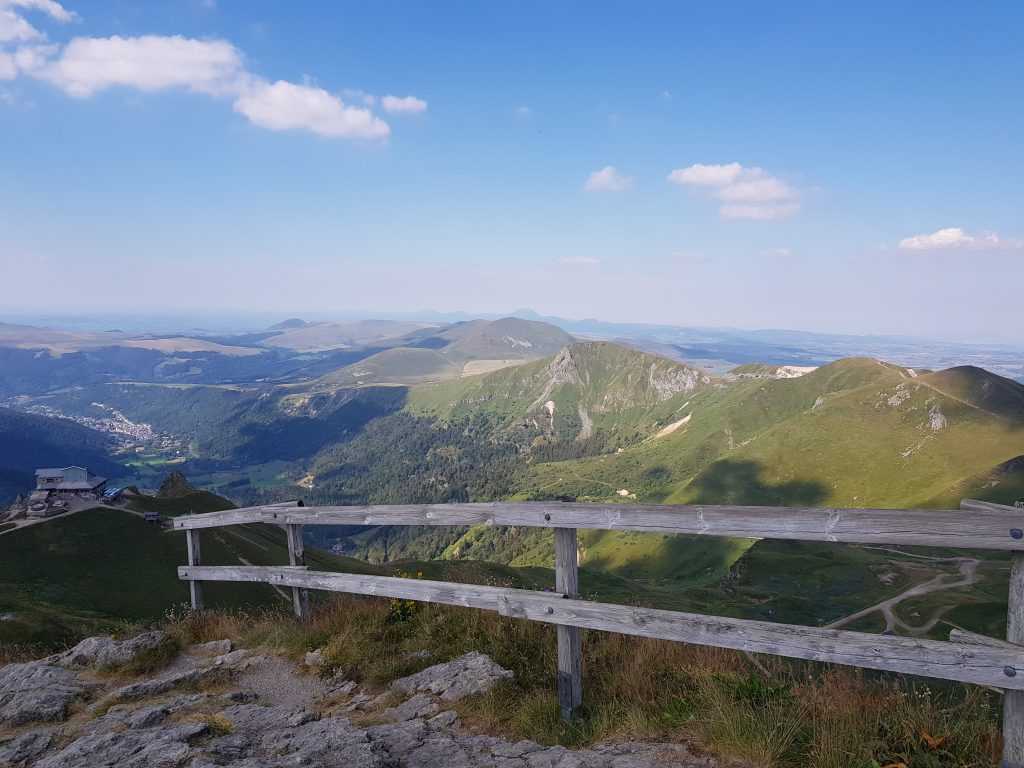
897, 227, 1017, 252
667, 162, 804, 220
380, 94, 427, 114
0, 0, 76, 44
760, 248, 798, 259
584, 165, 633, 192
0, 1, 419, 139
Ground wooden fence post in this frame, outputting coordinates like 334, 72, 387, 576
554, 527, 582, 719
286, 523, 310, 624
186, 529, 203, 612
1004, 551, 1024, 768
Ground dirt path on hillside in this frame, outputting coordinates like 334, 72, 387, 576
826, 557, 980, 636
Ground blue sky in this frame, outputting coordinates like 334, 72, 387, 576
1, 1, 1021, 340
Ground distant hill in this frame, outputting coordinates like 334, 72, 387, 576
0, 408, 125, 505
408, 317, 576, 361
260, 320, 439, 352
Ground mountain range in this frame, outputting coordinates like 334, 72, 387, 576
1, 316, 1023, 649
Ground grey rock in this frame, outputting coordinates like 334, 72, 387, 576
304, 649, 323, 667
208, 733, 251, 759
55, 631, 168, 669
327, 678, 357, 696
427, 710, 460, 728
391, 652, 513, 701
212, 649, 246, 666
215, 703, 397, 767
85, 693, 207, 735
0, 727, 58, 765
125, 703, 171, 728
192, 639, 233, 656
492, 740, 543, 758
381, 693, 438, 722
222, 689, 259, 703
35, 722, 208, 768
367, 720, 430, 759
343, 692, 373, 712
0, 661, 93, 725
112, 664, 231, 701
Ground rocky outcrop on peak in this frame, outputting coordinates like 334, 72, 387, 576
156, 469, 200, 499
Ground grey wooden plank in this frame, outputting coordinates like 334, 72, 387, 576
185, 529, 203, 612
961, 498, 1020, 514
949, 628, 1017, 652
286, 523, 310, 624
177, 565, 1024, 691
171, 501, 1024, 551
1004, 552, 1024, 767
554, 527, 582, 719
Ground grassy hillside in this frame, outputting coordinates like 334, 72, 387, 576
521, 357, 1024, 508
318, 348, 462, 386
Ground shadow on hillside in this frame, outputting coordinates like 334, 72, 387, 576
686, 458, 828, 507
232, 386, 409, 464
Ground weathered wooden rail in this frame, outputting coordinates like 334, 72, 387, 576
175, 498, 1024, 765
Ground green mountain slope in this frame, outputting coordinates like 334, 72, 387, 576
522, 357, 1024, 508
410, 341, 715, 443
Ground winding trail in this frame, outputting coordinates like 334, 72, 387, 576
826, 557, 980, 636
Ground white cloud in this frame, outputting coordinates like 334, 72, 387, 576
380, 94, 427, 114
35, 35, 242, 97
668, 162, 804, 220
0, 0, 75, 43
668, 162, 744, 187
233, 79, 389, 138
514, 105, 531, 117
898, 227, 1004, 252
554, 256, 601, 266
0, 3, 401, 140
8, 0, 75, 22
584, 165, 633, 192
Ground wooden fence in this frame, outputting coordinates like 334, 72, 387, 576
174, 498, 1024, 767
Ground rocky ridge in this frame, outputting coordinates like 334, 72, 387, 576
0, 634, 716, 768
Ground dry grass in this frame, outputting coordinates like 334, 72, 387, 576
155, 596, 1001, 767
